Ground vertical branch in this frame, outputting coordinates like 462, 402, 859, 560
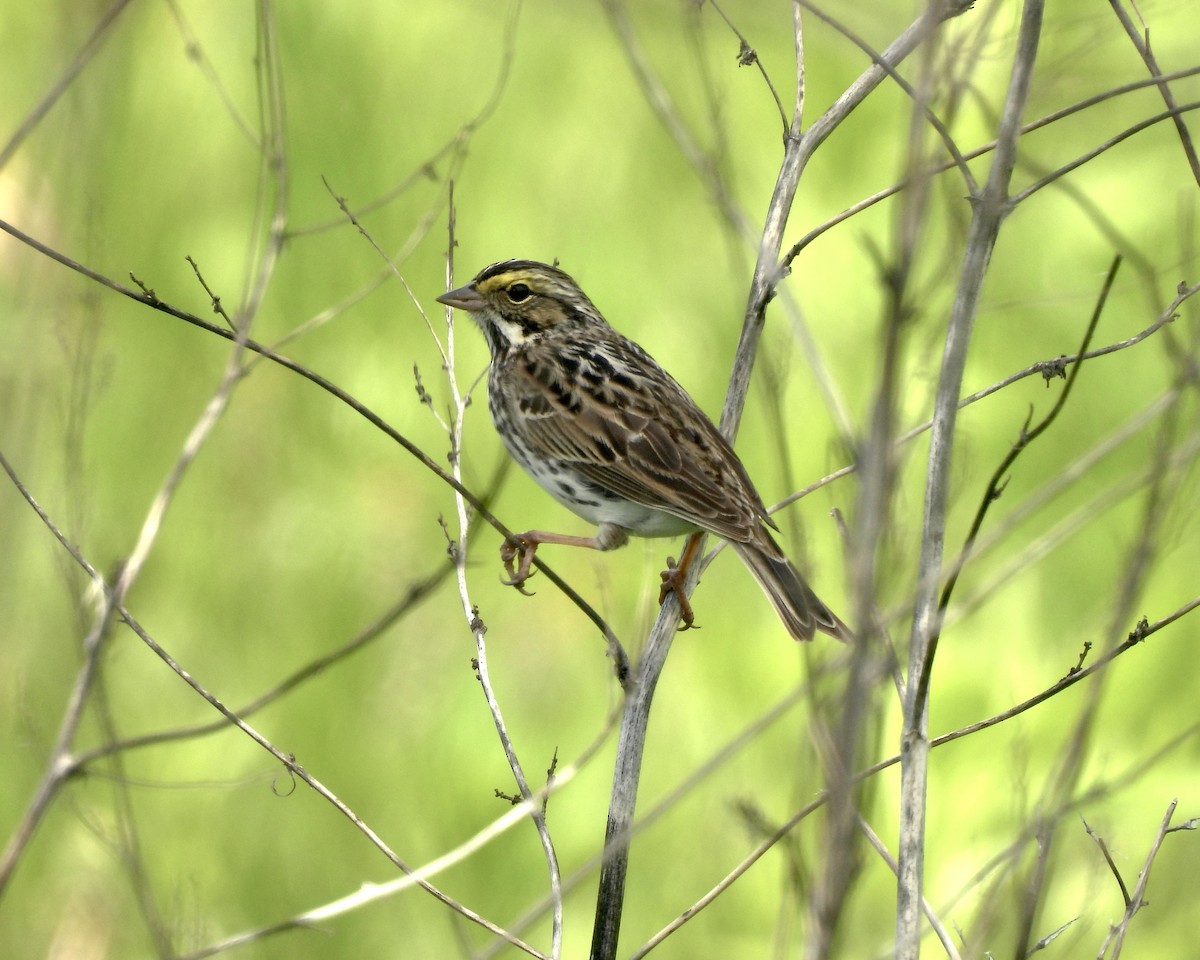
592, 5, 973, 958
726, 0, 969, 440
441, 194, 565, 959
590, 9, 809, 957
809, 10, 953, 958
896, 2, 1045, 957
588, 624, 675, 960
239, 0, 290, 324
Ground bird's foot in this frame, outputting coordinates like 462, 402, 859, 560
659, 556, 698, 632
500, 535, 539, 595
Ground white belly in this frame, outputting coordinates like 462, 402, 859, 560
520, 451, 698, 539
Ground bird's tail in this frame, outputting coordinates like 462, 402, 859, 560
732, 533, 851, 642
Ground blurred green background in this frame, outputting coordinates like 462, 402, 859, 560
2, 1, 1198, 958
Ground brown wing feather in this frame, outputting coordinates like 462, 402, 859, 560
503, 334, 771, 544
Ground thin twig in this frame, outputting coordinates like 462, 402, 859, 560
439, 189, 564, 958
1106, 0, 1200, 186
0, 468, 114, 894
1103, 800, 1182, 959
163, 0, 260, 147
782, 66, 1200, 268
631, 598, 1197, 954
898, 5, 1045, 955
1082, 817, 1132, 907
1026, 916, 1079, 955
1013, 101, 1200, 205
933, 257, 1120, 668
0, 450, 547, 958
856, 815, 962, 960
0, 0, 136, 170
322, 176, 451, 369
238, 0, 289, 326
706, 0, 789, 138
70, 562, 454, 769
0, 215, 623, 659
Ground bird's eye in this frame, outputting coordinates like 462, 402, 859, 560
507, 283, 532, 303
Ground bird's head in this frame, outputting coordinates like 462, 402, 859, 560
436, 259, 604, 355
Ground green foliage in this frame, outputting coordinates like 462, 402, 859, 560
2, 1, 1198, 958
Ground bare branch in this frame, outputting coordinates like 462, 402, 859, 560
0, 453, 114, 895
0, 215, 623, 655
857, 815, 963, 960
0, 0, 136, 170
1082, 816, 1132, 908
899, 6, 1046, 953
1013, 101, 1200, 205
1102, 800, 1185, 959
936, 257, 1119, 626
707, 0, 790, 138
0, 450, 548, 958
440, 190, 564, 957
1106, 0, 1200, 186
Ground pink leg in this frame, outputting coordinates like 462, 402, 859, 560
499, 524, 629, 592
658, 532, 705, 631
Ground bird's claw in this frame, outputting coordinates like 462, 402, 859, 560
659, 555, 698, 632
500, 536, 538, 595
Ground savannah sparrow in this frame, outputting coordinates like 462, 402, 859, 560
436, 259, 849, 642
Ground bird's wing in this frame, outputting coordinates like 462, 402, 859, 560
504, 337, 771, 543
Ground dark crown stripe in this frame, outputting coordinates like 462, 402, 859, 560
474, 259, 577, 286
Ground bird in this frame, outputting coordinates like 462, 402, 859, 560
436, 259, 849, 642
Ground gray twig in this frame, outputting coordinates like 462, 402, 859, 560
898, 3, 1046, 955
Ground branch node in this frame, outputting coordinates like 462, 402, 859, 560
129, 273, 159, 304
1068, 640, 1093, 675
469, 606, 487, 636
736, 39, 758, 66
414, 363, 435, 409
1038, 355, 1070, 383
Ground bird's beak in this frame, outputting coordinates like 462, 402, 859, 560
436, 283, 487, 312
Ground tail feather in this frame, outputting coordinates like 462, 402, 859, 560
732, 535, 851, 642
